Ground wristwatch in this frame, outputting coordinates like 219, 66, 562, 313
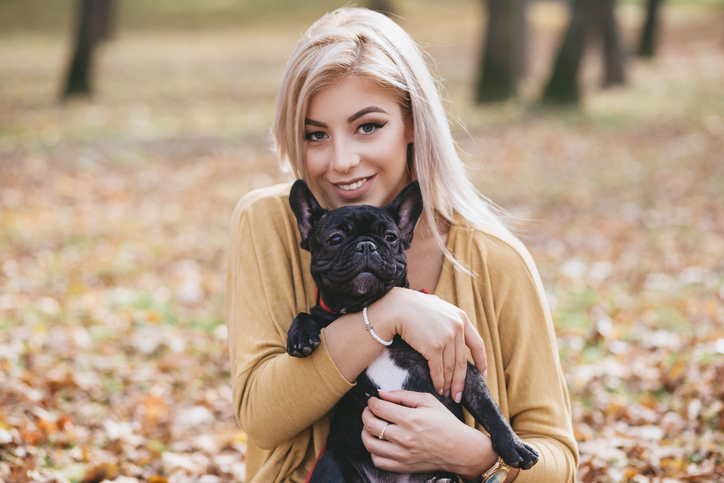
481, 457, 511, 483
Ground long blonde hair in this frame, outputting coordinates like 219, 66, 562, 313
273, 7, 510, 266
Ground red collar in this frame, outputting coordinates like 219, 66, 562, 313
315, 287, 337, 314
315, 287, 431, 314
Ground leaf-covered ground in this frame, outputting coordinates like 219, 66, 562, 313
1, 2, 723, 482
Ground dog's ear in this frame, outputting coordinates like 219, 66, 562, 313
289, 180, 327, 250
384, 181, 423, 250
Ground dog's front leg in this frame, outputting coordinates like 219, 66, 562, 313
287, 312, 323, 357
461, 365, 539, 470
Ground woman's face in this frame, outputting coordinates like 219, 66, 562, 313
303, 76, 414, 209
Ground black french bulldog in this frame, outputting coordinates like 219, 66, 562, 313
287, 179, 539, 483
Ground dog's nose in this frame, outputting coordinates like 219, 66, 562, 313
355, 241, 377, 253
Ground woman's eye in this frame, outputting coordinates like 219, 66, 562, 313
306, 131, 327, 142
327, 235, 343, 246
385, 233, 398, 243
358, 123, 384, 135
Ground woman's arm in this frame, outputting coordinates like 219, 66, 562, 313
227, 193, 357, 449
325, 287, 488, 401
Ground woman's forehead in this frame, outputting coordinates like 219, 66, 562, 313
306, 76, 403, 119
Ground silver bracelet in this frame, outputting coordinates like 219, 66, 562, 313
363, 307, 393, 346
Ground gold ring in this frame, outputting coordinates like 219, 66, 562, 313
378, 423, 389, 440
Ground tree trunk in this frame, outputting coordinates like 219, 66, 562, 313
368, 0, 395, 17
62, 0, 114, 99
515, 0, 529, 81
94, 0, 116, 41
475, 0, 527, 103
541, 0, 596, 105
638, 0, 663, 57
600, 0, 626, 86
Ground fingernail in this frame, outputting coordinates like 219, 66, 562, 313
445, 390, 450, 398
438, 389, 443, 396
455, 392, 462, 403
483, 370, 488, 379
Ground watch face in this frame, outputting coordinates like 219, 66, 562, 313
488, 472, 507, 483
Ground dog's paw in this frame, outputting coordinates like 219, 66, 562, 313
287, 316, 322, 358
493, 436, 539, 470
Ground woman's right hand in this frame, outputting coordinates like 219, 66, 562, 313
369, 287, 488, 403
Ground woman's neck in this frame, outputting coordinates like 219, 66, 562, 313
405, 212, 449, 292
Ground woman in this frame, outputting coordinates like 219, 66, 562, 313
226, 8, 578, 482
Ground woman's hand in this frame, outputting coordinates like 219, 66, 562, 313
360, 390, 500, 480
371, 287, 487, 401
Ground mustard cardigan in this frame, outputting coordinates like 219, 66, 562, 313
226, 183, 579, 482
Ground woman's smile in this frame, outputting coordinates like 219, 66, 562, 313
331, 175, 376, 201
336, 177, 370, 191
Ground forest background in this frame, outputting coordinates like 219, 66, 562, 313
1, 0, 723, 482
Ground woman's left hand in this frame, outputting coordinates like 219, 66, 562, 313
361, 390, 495, 478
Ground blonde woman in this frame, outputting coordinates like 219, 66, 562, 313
226, 8, 578, 482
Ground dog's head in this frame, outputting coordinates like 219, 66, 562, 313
289, 180, 423, 314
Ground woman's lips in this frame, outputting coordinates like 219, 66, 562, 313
337, 177, 369, 191
331, 175, 375, 201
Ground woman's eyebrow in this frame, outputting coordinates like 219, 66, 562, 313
348, 106, 387, 123
304, 118, 327, 128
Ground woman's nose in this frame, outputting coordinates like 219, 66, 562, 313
331, 140, 360, 173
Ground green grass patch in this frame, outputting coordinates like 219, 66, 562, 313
553, 287, 599, 332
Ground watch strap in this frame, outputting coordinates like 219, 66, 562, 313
481, 457, 511, 483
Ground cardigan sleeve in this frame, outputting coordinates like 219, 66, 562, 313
471, 232, 579, 482
225, 187, 354, 450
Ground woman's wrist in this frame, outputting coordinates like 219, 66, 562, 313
448, 426, 520, 483
449, 425, 497, 482
366, 287, 404, 342
452, 428, 521, 483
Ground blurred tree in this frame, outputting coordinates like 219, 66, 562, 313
475, 0, 528, 103
541, 0, 594, 105
541, 0, 625, 105
62, 0, 115, 99
598, 0, 626, 86
638, 0, 664, 57
368, 0, 395, 17
94, 0, 115, 41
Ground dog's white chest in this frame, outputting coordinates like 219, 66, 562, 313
365, 349, 409, 392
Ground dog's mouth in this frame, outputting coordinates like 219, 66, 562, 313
351, 272, 380, 295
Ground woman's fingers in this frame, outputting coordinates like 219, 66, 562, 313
362, 406, 392, 440
441, 339, 455, 397
387, 288, 488, 395
464, 317, 488, 378
361, 428, 408, 472
428, 352, 444, 396
376, 389, 437, 408
450, 326, 468, 403
367, 395, 413, 423
369, 453, 403, 473
363, 391, 470, 474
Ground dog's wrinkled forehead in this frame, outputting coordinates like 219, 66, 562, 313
318, 205, 399, 237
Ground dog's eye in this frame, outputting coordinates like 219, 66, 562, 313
327, 235, 343, 246
385, 233, 398, 243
